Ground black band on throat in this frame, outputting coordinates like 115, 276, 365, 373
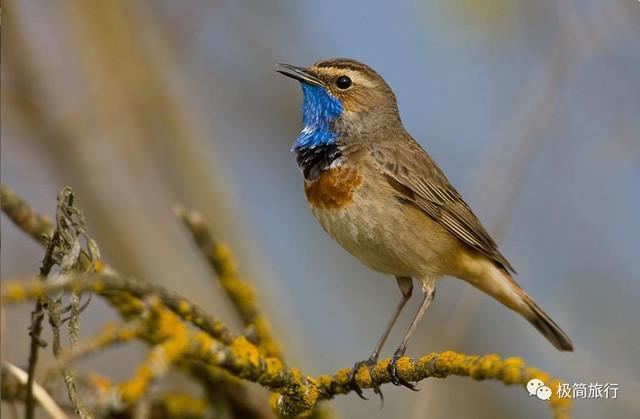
295, 143, 342, 182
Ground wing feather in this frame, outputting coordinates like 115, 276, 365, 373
373, 139, 516, 273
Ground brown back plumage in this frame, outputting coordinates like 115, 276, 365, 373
370, 136, 517, 274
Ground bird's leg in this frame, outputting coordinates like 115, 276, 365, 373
388, 282, 436, 390
349, 276, 413, 401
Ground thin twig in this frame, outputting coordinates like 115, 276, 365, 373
25, 219, 61, 419
3, 362, 70, 419
0, 184, 54, 243
43, 322, 145, 383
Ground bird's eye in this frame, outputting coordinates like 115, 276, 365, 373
335, 75, 352, 90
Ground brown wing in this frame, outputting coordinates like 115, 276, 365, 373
371, 138, 516, 274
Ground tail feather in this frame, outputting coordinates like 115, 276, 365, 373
521, 293, 574, 351
462, 256, 574, 351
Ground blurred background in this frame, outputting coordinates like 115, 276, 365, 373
2, 0, 639, 418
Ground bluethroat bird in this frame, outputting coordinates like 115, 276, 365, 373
277, 58, 573, 397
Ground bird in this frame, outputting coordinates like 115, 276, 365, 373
276, 57, 573, 397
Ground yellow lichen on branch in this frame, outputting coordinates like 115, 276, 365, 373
175, 206, 282, 359
2, 276, 571, 418
152, 393, 209, 418
44, 321, 144, 381
116, 298, 190, 404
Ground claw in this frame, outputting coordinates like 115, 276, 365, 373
348, 357, 384, 401
373, 383, 384, 407
347, 359, 370, 400
387, 349, 419, 391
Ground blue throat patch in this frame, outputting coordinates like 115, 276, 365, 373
293, 83, 343, 151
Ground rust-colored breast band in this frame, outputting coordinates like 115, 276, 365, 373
304, 167, 363, 209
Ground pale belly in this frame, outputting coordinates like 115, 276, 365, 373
309, 183, 458, 279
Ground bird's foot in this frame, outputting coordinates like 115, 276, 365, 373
387, 348, 418, 391
348, 357, 383, 402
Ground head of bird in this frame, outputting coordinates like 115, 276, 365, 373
277, 58, 401, 151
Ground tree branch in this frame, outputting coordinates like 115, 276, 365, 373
3, 275, 571, 418
0, 184, 54, 244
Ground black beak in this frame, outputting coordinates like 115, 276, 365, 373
276, 63, 324, 87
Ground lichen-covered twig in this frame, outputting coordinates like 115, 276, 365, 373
8, 267, 238, 348
116, 298, 191, 404
77, 266, 239, 344
43, 322, 145, 383
312, 353, 571, 419
186, 364, 276, 419
25, 189, 69, 419
24, 187, 95, 418
174, 206, 281, 358
2, 275, 571, 418
150, 393, 209, 418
